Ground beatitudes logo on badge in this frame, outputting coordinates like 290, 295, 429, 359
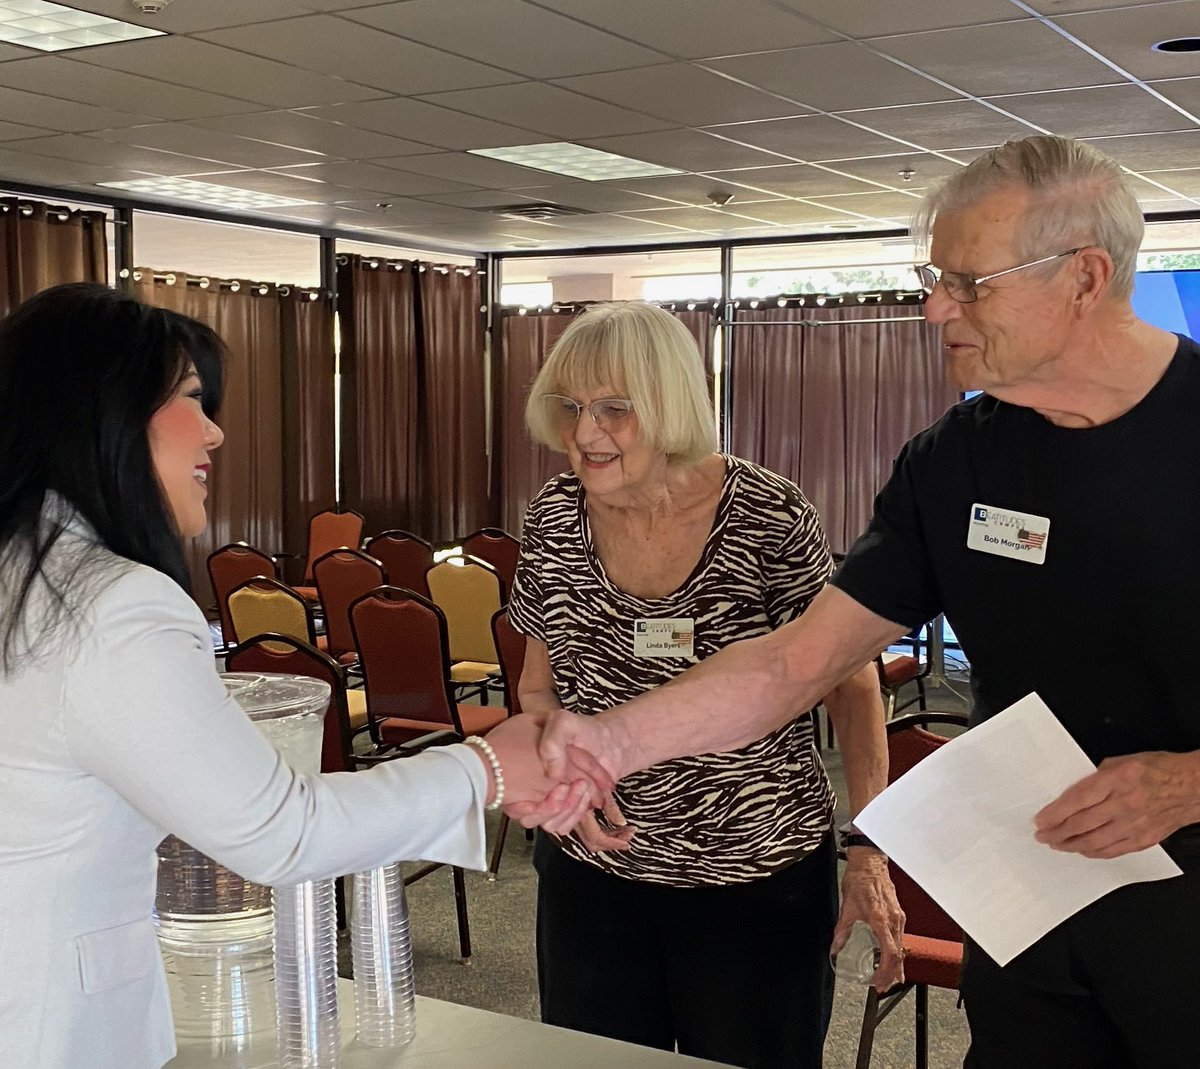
973, 506, 989, 523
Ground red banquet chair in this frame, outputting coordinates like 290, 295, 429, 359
293, 508, 365, 601
854, 710, 968, 1069
206, 542, 278, 652
363, 530, 434, 600
460, 527, 520, 599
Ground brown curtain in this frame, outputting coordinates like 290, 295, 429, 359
338, 255, 490, 543
729, 298, 959, 554
417, 266, 490, 541
337, 257, 419, 537
0, 197, 107, 317
498, 311, 573, 535
496, 303, 718, 534
134, 272, 334, 598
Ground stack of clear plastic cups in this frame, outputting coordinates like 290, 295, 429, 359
273, 878, 341, 1068
350, 863, 417, 1047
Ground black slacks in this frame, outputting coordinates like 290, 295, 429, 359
962, 853, 1200, 1069
534, 832, 838, 1069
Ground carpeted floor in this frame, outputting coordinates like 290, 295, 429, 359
339, 678, 975, 1068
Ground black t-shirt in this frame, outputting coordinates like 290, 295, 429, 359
834, 335, 1200, 766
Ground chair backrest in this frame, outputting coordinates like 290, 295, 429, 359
490, 608, 526, 717
460, 527, 519, 598
227, 577, 315, 649
886, 712, 969, 943
224, 633, 355, 774
313, 548, 387, 659
207, 542, 278, 646
305, 508, 365, 581
349, 586, 462, 734
364, 530, 434, 599
426, 555, 502, 664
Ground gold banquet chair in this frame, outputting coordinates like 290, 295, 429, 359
425, 555, 504, 702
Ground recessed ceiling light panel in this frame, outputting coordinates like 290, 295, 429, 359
469, 142, 682, 182
1152, 37, 1200, 53
0, 0, 164, 52
99, 177, 317, 212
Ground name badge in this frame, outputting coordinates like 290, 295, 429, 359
967, 503, 1050, 565
633, 618, 695, 658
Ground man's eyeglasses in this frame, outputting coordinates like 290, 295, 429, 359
543, 394, 635, 432
914, 247, 1087, 304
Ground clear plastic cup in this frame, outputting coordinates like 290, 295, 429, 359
350, 863, 417, 1048
273, 878, 341, 1068
833, 921, 881, 985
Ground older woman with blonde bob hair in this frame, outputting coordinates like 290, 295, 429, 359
507, 301, 899, 1069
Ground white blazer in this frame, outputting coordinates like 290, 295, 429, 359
0, 520, 487, 1069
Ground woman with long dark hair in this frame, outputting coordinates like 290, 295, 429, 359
0, 283, 600, 1069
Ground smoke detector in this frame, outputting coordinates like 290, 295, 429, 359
130, 0, 173, 13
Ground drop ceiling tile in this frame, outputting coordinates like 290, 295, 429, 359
376, 152, 562, 188
704, 43, 957, 112
873, 22, 1121, 96
1, 134, 235, 176
1054, 6, 1200, 81
617, 173, 783, 205
551, 213, 704, 237
503, 181, 672, 213
553, 64, 807, 127
534, 0, 835, 59
302, 99, 543, 150
809, 190, 927, 219
98, 124, 327, 169
1149, 77, 1200, 120
704, 162, 880, 198
0, 120, 54, 141
0, 58, 262, 121
617, 205, 783, 229
816, 152, 968, 188
275, 161, 481, 197
0, 86, 151, 133
835, 100, 1036, 152
191, 112, 432, 159
779, 0, 1025, 37
0, 147, 131, 187
984, 84, 1195, 138
583, 128, 792, 170
62, 1, 337, 33
71, 37, 385, 108
198, 15, 522, 96
707, 115, 915, 162
342, 0, 667, 78
413, 189, 547, 209
419, 82, 674, 139
705, 199, 865, 226
1023, 0, 1183, 12
1084, 130, 1200, 171
1133, 168, 1200, 199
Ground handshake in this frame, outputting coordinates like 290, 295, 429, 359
478, 711, 638, 853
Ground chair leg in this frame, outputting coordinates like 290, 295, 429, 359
488, 813, 510, 881
915, 983, 928, 1069
452, 866, 472, 963
885, 689, 897, 720
855, 986, 881, 1069
917, 676, 928, 711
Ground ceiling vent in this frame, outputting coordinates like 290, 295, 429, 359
489, 203, 593, 222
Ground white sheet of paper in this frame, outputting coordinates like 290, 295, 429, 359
854, 693, 1182, 965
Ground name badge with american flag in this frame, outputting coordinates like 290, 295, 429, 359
966, 503, 1050, 565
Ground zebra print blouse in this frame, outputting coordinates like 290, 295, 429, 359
508, 454, 837, 887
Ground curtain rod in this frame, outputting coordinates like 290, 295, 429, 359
119, 267, 327, 299
727, 315, 927, 326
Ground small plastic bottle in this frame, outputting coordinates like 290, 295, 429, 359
833, 921, 880, 985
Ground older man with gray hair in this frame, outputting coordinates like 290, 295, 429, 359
518, 135, 1200, 1067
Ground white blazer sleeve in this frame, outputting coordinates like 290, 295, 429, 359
61, 567, 488, 884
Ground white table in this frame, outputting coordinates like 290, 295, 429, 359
167, 980, 723, 1068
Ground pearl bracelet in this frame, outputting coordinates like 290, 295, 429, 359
463, 735, 504, 811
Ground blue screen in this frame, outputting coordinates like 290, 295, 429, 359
1131, 270, 1200, 338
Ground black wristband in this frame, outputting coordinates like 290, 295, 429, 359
842, 832, 880, 850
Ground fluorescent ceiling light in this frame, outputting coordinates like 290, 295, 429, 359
99, 177, 317, 212
470, 142, 683, 182
0, 0, 164, 52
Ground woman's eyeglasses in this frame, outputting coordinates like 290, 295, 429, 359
542, 394, 635, 432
